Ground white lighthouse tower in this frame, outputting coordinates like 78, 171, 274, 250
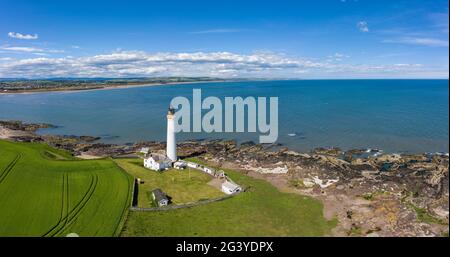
166, 106, 177, 162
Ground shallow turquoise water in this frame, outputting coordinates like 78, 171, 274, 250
0, 79, 448, 153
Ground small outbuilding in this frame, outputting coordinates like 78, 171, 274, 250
186, 162, 199, 169
216, 170, 226, 178
140, 147, 150, 154
221, 180, 242, 195
152, 188, 169, 207
174, 161, 187, 169
203, 167, 215, 176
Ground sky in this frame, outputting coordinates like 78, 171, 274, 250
0, 0, 448, 79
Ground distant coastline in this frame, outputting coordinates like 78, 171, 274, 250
2, 78, 447, 94
0, 77, 237, 94
0, 80, 232, 95
0, 77, 282, 94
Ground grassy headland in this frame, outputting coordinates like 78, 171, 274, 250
0, 140, 336, 237
120, 157, 337, 236
114, 158, 224, 207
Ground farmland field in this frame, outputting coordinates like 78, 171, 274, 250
0, 140, 133, 237
121, 158, 337, 236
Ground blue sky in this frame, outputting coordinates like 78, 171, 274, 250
0, 0, 448, 78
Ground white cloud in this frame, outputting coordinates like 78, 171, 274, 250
0, 50, 440, 78
0, 46, 46, 53
327, 53, 350, 62
392, 63, 423, 67
357, 21, 369, 32
33, 53, 52, 56
383, 37, 449, 47
0, 46, 64, 54
8, 32, 38, 40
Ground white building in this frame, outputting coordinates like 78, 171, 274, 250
173, 161, 187, 170
186, 162, 199, 169
144, 153, 172, 171
216, 170, 226, 178
140, 147, 150, 154
166, 107, 177, 162
221, 180, 242, 195
203, 167, 215, 176
152, 188, 169, 207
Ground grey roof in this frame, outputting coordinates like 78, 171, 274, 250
152, 188, 168, 202
148, 153, 172, 164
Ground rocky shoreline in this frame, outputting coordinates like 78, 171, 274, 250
1, 120, 448, 237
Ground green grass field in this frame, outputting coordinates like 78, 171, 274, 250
0, 141, 336, 237
0, 140, 133, 237
114, 159, 224, 207
120, 158, 337, 236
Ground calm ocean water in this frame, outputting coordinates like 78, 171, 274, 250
0, 80, 448, 153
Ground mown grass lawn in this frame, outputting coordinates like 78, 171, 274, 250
0, 140, 133, 237
120, 158, 337, 236
114, 158, 224, 207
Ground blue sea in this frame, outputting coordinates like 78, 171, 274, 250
0, 80, 448, 153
